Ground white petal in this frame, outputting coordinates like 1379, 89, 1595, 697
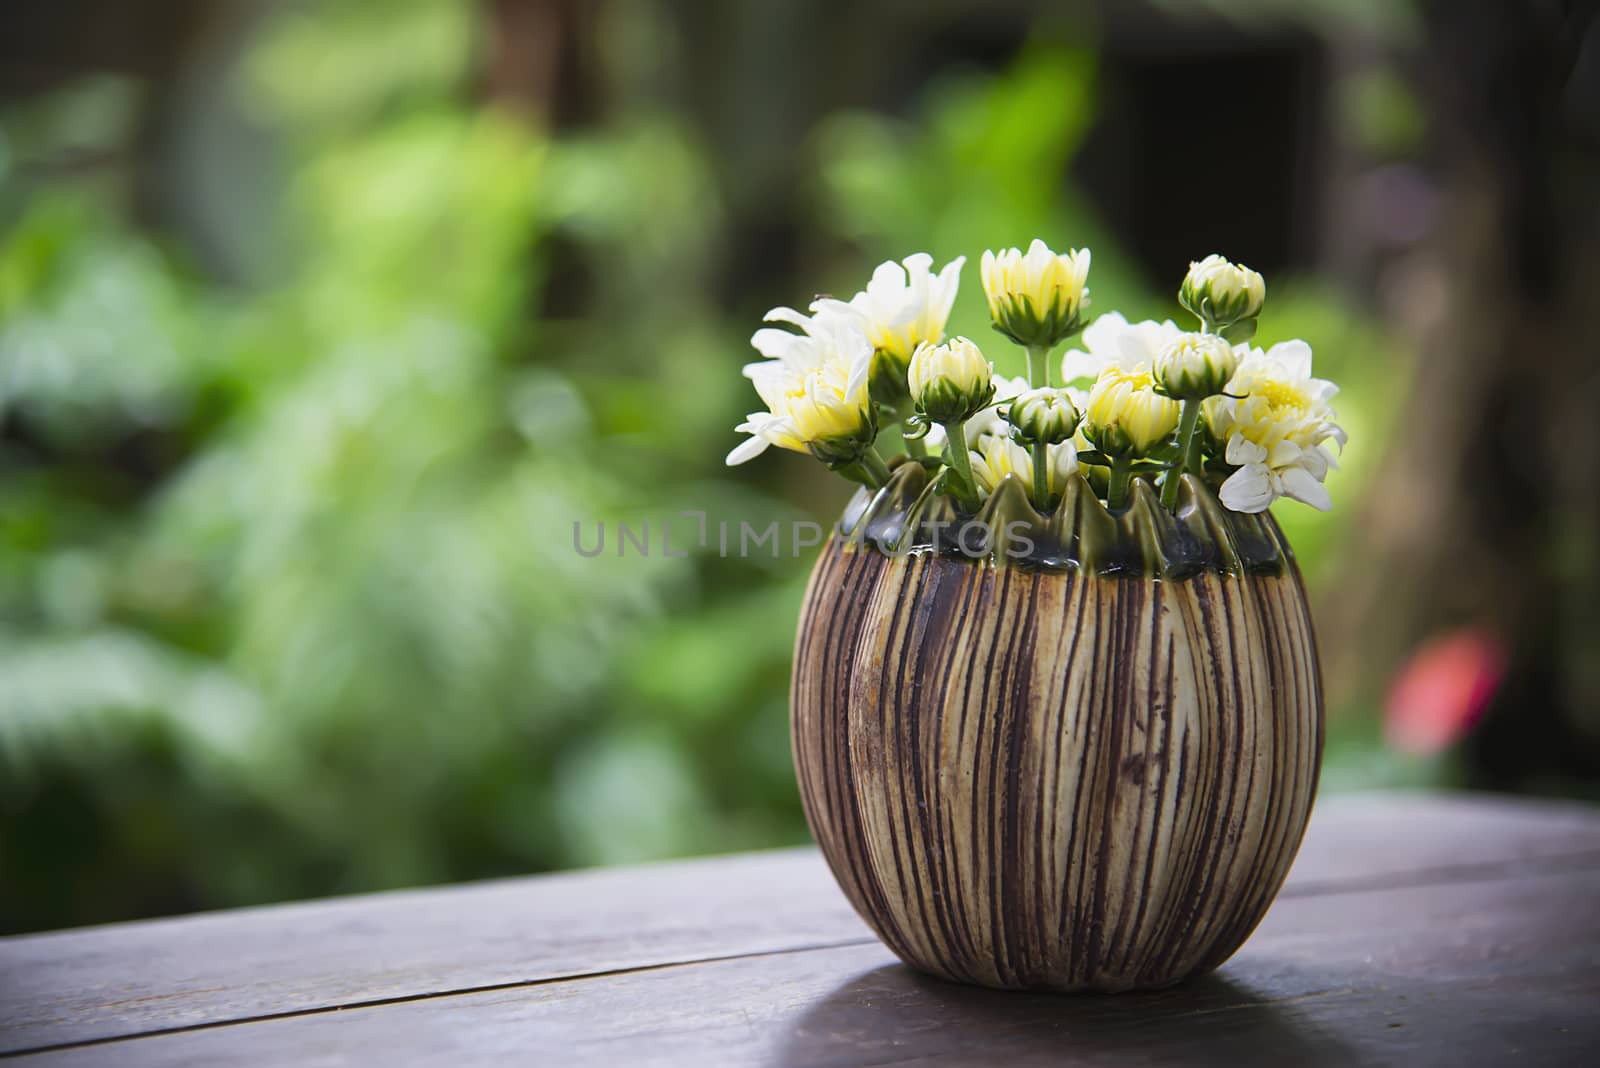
1080, 310, 1129, 356
750, 329, 800, 361
1297, 447, 1330, 479
726, 433, 771, 465
1279, 465, 1332, 510
840, 324, 874, 363
933, 256, 965, 318
1266, 438, 1302, 468
845, 350, 872, 403
808, 297, 859, 323
1225, 433, 1269, 465
763, 306, 811, 329
886, 302, 921, 327
867, 259, 907, 296
1219, 464, 1275, 513
1306, 377, 1340, 404
1120, 319, 1177, 367
1265, 339, 1313, 379
1060, 348, 1106, 384
1050, 440, 1079, 480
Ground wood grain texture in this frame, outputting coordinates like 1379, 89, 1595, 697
0, 850, 866, 1055
12, 859, 1599, 1067
3, 794, 1595, 1058
792, 536, 1325, 992
1, 796, 1597, 1064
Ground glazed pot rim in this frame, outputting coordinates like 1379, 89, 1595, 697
837, 461, 1296, 578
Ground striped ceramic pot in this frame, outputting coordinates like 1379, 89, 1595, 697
791, 461, 1323, 992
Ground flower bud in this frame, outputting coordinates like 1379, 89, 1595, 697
1084, 366, 1180, 458
1154, 332, 1240, 401
980, 240, 1091, 348
909, 337, 996, 425
1007, 387, 1081, 447
1178, 254, 1265, 329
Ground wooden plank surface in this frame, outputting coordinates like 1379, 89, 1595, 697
0, 849, 866, 1055
16, 869, 1598, 1067
2, 792, 1598, 1065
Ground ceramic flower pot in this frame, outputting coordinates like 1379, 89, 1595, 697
790, 461, 1323, 993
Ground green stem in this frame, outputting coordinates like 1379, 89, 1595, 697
1031, 441, 1052, 512
903, 433, 927, 460
1026, 343, 1050, 389
1160, 400, 1202, 511
942, 419, 982, 512
834, 462, 873, 490
1185, 421, 1205, 475
1107, 455, 1133, 511
858, 447, 893, 488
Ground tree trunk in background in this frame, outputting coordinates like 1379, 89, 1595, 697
1322, 0, 1600, 791
480, 0, 601, 128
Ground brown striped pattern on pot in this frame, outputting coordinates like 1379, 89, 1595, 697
791, 537, 1324, 992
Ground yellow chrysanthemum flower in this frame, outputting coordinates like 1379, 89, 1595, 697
980, 239, 1091, 349
1083, 365, 1180, 458
728, 307, 875, 466
969, 434, 1078, 505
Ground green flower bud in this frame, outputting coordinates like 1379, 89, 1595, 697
1006, 387, 1081, 446
1154, 332, 1240, 401
909, 337, 995, 425
1178, 254, 1265, 329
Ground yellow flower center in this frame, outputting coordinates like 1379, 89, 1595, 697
1254, 378, 1309, 413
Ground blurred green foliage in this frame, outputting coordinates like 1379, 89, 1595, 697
0, 1, 1406, 931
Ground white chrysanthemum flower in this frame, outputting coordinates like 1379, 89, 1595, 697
746, 303, 872, 379
968, 434, 1078, 501
980, 240, 1091, 348
728, 306, 874, 465
1203, 340, 1347, 513
812, 253, 965, 374
1060, 312, 1185, 385
1084, 364, 1181, 458
908, 337, 994, 424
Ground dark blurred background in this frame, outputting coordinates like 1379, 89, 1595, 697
2, 0, 1597, 934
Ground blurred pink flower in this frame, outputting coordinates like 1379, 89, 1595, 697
1385, 628, 1508, 755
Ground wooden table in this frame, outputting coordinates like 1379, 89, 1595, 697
2, 792, 1597, 1065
